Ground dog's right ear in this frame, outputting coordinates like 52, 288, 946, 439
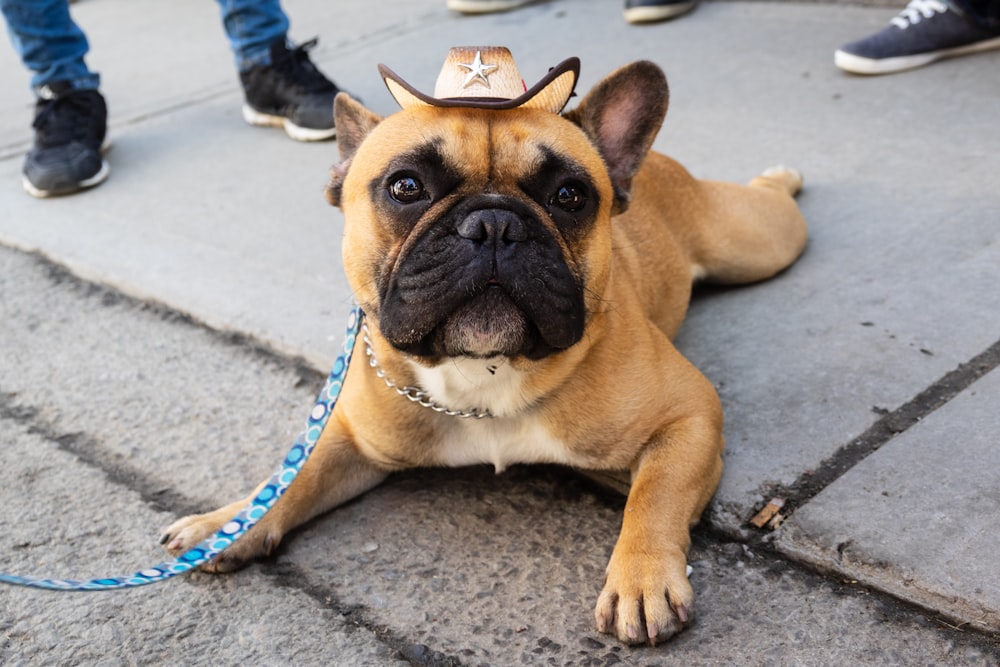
325, 93, 382, 208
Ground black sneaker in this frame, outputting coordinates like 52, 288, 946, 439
835, 0, 1000, 74
240, 38, 340, 142
624, 0, 697, 23
22, 82, 108, 198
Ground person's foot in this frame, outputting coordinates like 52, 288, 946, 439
624, 0, 697, 23
835, 0, 1000, 74
446, 0, 535, 13
22, 83, 108, 198
240, 38, 341, 141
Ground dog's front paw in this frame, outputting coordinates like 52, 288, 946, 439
159, 508, 282, 574
594, 546, 694, 646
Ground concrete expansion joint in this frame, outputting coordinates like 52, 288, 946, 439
0, 384, 202, 517
747, 335, 1000, 531
238, 535, 465, 665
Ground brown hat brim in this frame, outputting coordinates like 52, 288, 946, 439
379, 56, 580, 114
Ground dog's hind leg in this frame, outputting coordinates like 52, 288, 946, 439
690, 166, 808, 285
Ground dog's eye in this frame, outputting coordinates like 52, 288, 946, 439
389, 176, 425, 204
550, 182, 588, 212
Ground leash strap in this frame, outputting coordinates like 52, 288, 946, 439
0, 307, 362, 591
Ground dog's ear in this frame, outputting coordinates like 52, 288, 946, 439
563, 61, 668, 214
325, 92, 383, 208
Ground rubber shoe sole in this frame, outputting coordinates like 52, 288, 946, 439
23, 159, 109, 198
835, 33, 1000, 74
242, 104, 337, 142
624, 1, 697, 23
22, 139, 112, 199
447, 0, 534, 13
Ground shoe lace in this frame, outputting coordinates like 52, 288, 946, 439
273, 38, 337, 94
32, 92, 99, 147
891, 0, 948, 28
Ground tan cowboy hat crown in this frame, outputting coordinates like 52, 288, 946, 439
379, 46, 580, 114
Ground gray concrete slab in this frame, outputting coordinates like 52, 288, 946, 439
0, 427, 403, 666
0, 236, 318, 505
775, 365, 1000, 635
3, 0, 1000, 524
0, 92, 355, 370
285, 465, 1000, 665
2, 0, 1000, 660
2, 245, 997, 664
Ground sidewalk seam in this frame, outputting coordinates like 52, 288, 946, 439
0, 388, 206, 519
754, 337, 1000, 519
262, 561, 464, 666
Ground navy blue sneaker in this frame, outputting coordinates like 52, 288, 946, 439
835, 0, 1000, 74
240, 38, 340, 141
624, 0, 697, 23
22, 82, 108, 198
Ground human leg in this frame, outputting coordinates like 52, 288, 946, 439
216, 0, 340, 141
0, 0, 107, 197
0, 0, 99, 91
215, 0, 289, 71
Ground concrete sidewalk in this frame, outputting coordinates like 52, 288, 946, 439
2, 0, 999, 664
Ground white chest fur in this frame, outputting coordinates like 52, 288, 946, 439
409, 357, 582, 472
410, 357, 530, 417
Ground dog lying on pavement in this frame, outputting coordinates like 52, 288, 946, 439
162, 46, 807, 646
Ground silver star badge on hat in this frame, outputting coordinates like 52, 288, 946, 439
457, 50, 499, 88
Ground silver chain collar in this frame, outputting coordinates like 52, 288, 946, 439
362, 321, 494, 419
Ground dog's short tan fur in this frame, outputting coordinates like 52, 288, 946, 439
162, 60, 806, 645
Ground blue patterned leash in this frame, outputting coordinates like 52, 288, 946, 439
0, 306, 362, 591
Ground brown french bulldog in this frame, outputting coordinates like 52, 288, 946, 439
161, 47, 807, 645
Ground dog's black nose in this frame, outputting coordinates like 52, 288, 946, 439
456, 208, 528, 243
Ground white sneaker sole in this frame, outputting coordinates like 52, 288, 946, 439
835, 34, 1000, 74
22, 140, 112, 199
624, 1, 697, 23
23, 160, 110, 198
446, 0, 534, 13
242, 104, 337, 142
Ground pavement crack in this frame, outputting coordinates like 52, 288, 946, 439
753, 336, 1000, 523
261, 561, 465, 666
0, 387, 204, 518
694, 529, 1000, 653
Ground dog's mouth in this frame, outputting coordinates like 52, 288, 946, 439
384, 275, 578, 360
435, 285, 530, 358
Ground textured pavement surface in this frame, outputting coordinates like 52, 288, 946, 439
2, 0, 1000, 664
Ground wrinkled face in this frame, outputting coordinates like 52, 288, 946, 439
341, 106, 614, 362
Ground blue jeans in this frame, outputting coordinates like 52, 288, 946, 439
0, 0, 291, 94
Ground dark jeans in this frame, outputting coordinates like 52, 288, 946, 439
952, 0, 1000, 29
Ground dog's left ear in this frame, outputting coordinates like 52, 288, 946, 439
325, 92, 383, 208
563, 61, 669, 214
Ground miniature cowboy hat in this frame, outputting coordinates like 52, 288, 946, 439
379, 46, 580, 114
